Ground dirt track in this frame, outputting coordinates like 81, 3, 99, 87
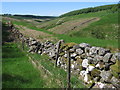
15, 25, 58, 42
48, 17, 100, 34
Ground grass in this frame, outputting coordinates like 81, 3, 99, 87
72, 12, 118, 40
30, 53, 86, 88
56, 34, 118, 49
12, 20, 54, 35
2, 43, 46, 88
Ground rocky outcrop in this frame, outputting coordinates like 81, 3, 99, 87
7, 22, 120, 89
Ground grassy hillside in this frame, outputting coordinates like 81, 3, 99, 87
69, 12, 119, 40
3, 4, 119, 49
60, 4, 119, 17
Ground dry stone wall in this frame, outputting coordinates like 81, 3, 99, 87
7, 22, 120, 89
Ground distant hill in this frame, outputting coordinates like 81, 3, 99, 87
60, 4, 119, 17
3, 14, 57, 19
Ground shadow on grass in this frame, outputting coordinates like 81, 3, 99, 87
2, 73, 31, 88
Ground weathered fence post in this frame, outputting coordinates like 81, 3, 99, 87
67, 51, 71, 89
55, 40, 62, 67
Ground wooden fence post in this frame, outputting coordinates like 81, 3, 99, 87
67, 51, 71, 89
55, 41, 61, 67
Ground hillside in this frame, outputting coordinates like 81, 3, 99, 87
60, 4, 119, 17
3, 4, 119, 48
34, 4, 119, 46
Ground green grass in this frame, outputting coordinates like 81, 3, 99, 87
12, 20, 54, 35
56, 34, 118, 49
16, 41, 86, 88
2, 43, 47, 88
72, 12, 118, 40
30, 53, 86, 88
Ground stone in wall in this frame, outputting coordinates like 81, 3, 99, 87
100, 70, 113, 83
103, 53, 112, 63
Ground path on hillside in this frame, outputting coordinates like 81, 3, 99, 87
49, 17, 100, 34
15, 25, 58, 42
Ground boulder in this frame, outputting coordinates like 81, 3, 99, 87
73, 44, 80, 49
94, 82, 115, 88
110, 76, 120, 88
71, 64, 75, 69
93, 77, 101, 82
87, 57, 93, 64
57, 57, 61, 66
82, 59, 89, 68
64, 53, 67, 58
92, 58, 99, 65
115, 53, 120, 60
80, 70, 91, 83
95, 61, 105, 70
84, 73, 89, 83
49, 49, 56, 58
94, 55, 103, 62
80, 70, 86, 77
104, 63, 111, 70
28, 45, 37, 53
38, 50, 42, 54
76, 48, 84, 55
80, 53, 87, 59
85, 47, 90, 56
110, 54, 117, 64
79, 43, 91, 48
98, 48, 110, 56
89, 47, 98, 57
103, 84, 115, 88
29, 37, 34, 41
98, 48, 106, 56
69, 48, 75, 53
31, 40, 37, 45
103, 53, 112, 63
70, 53, 77, 57
87, 65, 95, 71
100, 70, 113, 82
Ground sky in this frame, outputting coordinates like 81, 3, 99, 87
2, 2, 118, 16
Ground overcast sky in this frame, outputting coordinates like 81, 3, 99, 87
2, 2, 118, 16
